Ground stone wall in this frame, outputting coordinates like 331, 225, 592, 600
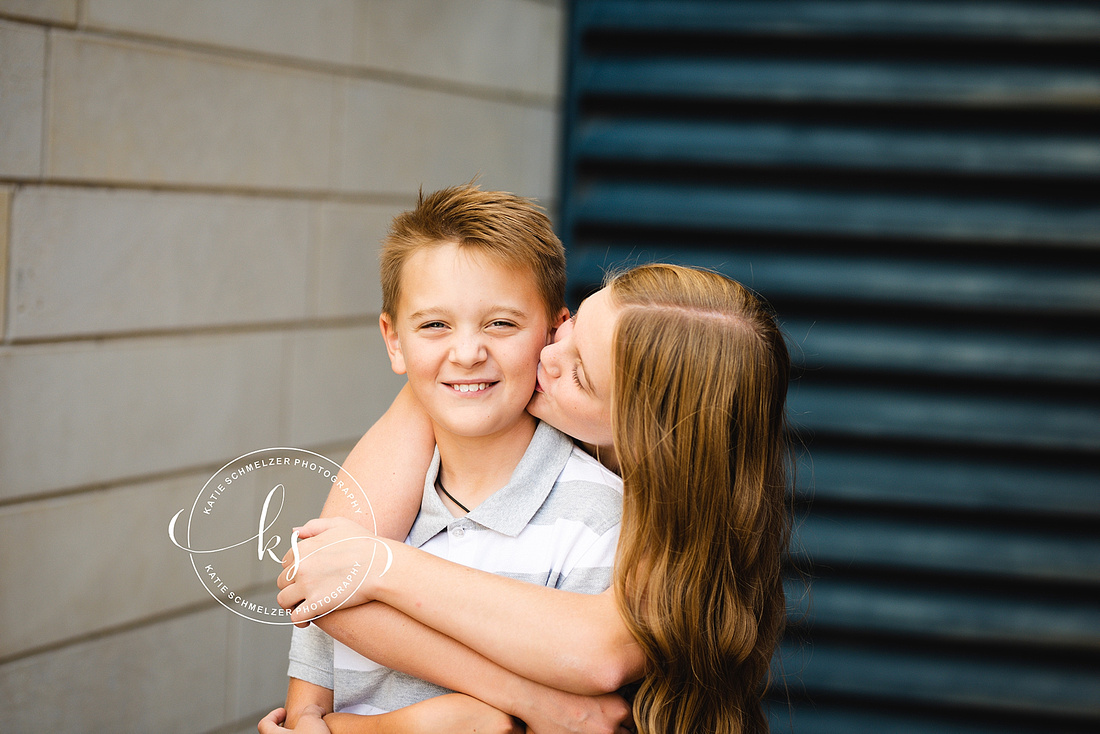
0, 1, 563, 731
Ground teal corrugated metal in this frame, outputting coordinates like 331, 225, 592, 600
559, 1, 1100, 731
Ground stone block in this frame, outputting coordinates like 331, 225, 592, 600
228, 720, 276, 734
312, 200, 402, 318
8, 186, 312, 339
0, 187, 9, 342
286, 324, 404, 449
229, 588, 294, 718
0, 332, 285, 500
339, 78, 558, 201
46, 33, 335, 189
84, 0, 357, 66
0, 607, 231, 732
0, 20, 45, 177
353, 0, 563, 97
0, 0, 76, 24
81, 0, 563, 97
0, 473, 239, 657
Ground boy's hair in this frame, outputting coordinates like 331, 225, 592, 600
380, 183, 566, 321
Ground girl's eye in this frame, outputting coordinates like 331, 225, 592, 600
572, 367, 584, 389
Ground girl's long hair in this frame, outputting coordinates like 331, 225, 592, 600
609, 264, 791, 734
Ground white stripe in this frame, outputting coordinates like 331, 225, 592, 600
556, 447, 623, 491
420, 520, 617, 581
334, 640, 384, 673
339, 702, 389, 716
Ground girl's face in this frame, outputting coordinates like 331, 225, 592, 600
527, 286, 617, 450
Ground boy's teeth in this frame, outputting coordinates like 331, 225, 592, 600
455, 383, 488, 393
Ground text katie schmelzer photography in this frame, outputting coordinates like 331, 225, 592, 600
167, 447, 385, 625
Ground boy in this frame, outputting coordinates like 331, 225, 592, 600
283, 184, 623, 728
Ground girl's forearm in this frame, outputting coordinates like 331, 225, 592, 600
314, 602, 630, 732
315, 601, 526, 713
373, 543, 644, 695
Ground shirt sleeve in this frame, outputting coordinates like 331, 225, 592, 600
287, 623, 335, 690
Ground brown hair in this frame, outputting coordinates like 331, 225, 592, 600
380, 183, 566, 321
609, 264, 791, 734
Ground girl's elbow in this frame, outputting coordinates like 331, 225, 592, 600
581, 643, 645, 694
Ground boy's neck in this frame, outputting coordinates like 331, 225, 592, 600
432, 414, 539, 513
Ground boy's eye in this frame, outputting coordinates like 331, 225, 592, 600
490, 320, 518, 329
420, 321, 447, 330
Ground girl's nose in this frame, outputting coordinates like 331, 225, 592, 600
539, 339, 563, 378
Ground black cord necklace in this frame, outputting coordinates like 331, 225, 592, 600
435, 477, 470, 514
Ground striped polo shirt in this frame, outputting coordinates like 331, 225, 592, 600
287, 421, 623, 715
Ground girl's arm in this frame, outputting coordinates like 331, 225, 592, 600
282, 521, 646, 696
311, 599, 631, 733
323, 383, 433, 540
324, 694, 521, 734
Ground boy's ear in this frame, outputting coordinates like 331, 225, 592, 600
549, 307, 571, 343
379, 313, 407, 375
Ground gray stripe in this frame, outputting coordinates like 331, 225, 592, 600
288, 623, 334, 689
529, 479, 623, 535
335, 667, 451, 714
557, 565, 615, 594
488, 566, 614, 593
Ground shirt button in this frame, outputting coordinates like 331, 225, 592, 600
451, 526, 465, 538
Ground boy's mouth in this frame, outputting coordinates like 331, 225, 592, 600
447, 381, 495, 393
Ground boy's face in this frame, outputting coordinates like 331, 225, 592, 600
380, 242, 557, 442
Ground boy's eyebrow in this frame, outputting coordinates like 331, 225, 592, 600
405, 306, 531, 322
488, 306, 530, 321
406, 308, 447, 322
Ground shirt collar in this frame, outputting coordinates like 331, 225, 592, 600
406, 422, 574, 547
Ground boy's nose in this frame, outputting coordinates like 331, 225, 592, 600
451, 334, 488, 367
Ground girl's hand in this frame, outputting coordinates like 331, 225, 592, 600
258, 705, 332, 734
276, 516, 395, 626
518, 689, 634, 734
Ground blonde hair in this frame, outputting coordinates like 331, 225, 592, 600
380, 183, 566, 321
609, 264, 791, 734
